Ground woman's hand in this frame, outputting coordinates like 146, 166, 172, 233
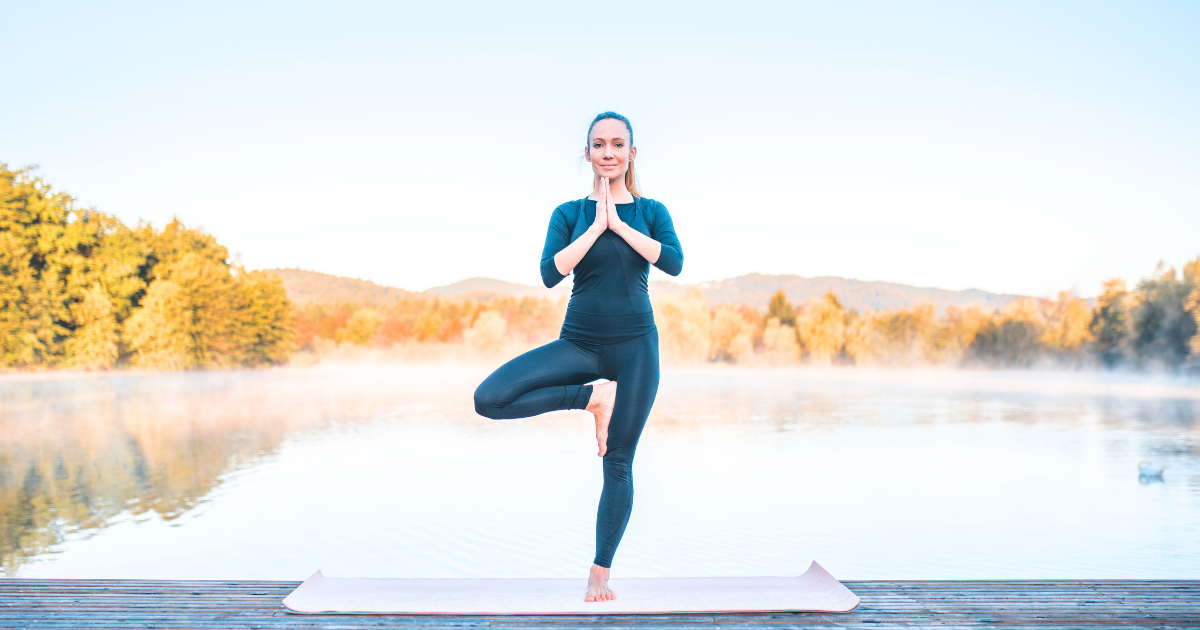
553, 177, 611, 276
590, 177, 610, 233
600, 176, 627, 232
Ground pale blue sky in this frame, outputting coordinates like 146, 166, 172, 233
3, 1, 1198, 296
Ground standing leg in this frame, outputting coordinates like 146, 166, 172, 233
593, 331, 660, 569
474, 339, 600, 420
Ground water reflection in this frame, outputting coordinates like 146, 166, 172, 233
0, 367, 481, 575
1, 366, 1197, 579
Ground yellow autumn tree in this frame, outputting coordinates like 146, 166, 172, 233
465, 310, 508, 353
163, 252, 241, 366
844, 311, 884, 366
123, 280, 193, 369
231, 270, 296, 365
338, 308, 385, 346
872, 303, 937, 365
654, 289, 710, 363
797, 292, 846, 365
1043, 291, 1094, 354
762, 317, 800, 364
933, 304, 991, 363
64, 284, 119, 369
709, 305, 755, 363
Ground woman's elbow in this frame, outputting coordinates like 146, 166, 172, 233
658, 251, 684, 276
540, 261, 566, 288
541, 271, 564, 288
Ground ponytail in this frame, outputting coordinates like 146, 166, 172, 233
625, 157, 641, 198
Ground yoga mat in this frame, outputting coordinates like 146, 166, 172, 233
282, 560, 860, 614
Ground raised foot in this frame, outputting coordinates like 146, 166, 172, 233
586, 381, 616, 457
584, 563, 615, 602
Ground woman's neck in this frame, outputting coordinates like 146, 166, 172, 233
592, 176, 635, 203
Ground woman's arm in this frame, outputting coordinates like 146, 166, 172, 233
539, 191, 609, 287
552, 219, 605, 276
602, 178, 684, 276
610, 220, 661, 264
645, 199, 683, 276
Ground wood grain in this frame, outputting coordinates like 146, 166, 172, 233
0, 579, 1196, 629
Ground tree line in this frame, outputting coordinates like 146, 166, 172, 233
0, 164, 294, 369
296, 259, 1199, 372
294, 294, 565, 355
655, 263, 1200, 370
4, 163, 1197, 372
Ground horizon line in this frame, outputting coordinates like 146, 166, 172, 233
265, 267, 1038, 299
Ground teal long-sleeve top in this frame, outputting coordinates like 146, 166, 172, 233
539, 197, 683, 317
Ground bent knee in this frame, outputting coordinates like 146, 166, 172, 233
473, 384, 503, 419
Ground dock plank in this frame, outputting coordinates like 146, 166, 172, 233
0, 579, 1196, 629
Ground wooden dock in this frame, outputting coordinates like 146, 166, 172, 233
1, 579, 1196, 629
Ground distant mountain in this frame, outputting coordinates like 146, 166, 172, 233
649, 273, 1026, 313
268, 269, 1025, 313
266, 268, 419, 305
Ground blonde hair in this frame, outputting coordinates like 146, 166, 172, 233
587, 111, 641, 198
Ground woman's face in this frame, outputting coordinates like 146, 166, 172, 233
586, 118, 636, 180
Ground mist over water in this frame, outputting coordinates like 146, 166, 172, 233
1, 365, 1197, 580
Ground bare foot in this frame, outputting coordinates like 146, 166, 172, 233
585, 563, 616, 602
586, 381, 616, 457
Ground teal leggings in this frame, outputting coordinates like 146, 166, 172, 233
473, 330, 659, 568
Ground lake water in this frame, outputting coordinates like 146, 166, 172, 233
2, 364, 1197, 580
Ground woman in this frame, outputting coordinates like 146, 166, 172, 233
473, 111, 683, 602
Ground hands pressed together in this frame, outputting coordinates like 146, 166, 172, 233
552, 175, 660, 277
589, 175, 627, 235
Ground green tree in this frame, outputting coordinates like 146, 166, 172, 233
1130, 263, 1196, 370
1185, 258, 1200, 366
967, 299, 1046, 367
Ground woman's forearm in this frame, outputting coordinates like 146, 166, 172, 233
612, 223, 662, 264
553, 225, 604, 276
